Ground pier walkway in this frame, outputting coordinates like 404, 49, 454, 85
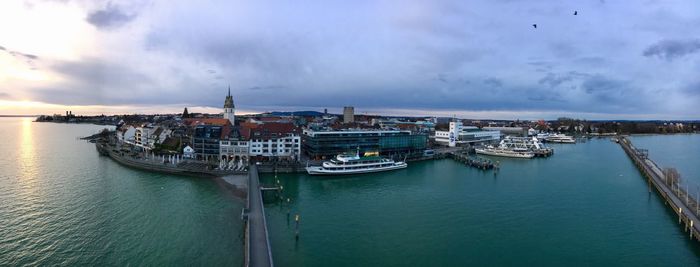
244, 165, 274, 267
619, 137, 700, 241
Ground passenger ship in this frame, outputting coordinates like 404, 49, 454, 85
475, 146, 535, 159
306, 151, 407, 175
543, 133, 576, 143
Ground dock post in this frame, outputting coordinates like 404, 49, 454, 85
679, 207, 683, 224
692, 221, 694, 239
295, 214, 300, 240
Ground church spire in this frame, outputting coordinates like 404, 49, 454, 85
228, 85, 231, 97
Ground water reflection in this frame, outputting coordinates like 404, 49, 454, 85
19, 118, 37, 186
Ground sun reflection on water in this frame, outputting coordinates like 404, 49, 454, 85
19, 118, 37, 185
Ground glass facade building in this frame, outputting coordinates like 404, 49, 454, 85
193, 125, 223, 159
302, 129, 428, 158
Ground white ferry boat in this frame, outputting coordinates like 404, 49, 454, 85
544, 134, 576, 143
475, 146, 535, 159
306, 151, 407, 175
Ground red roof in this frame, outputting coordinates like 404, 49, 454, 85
240, 122, 299, 140
184, 118, 231, 127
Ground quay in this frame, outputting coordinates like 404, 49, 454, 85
618, 136, 700, 241
242, 165, 274, 267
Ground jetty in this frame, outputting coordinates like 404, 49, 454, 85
448, 151, 497, 170
619, 136, 700, 241
242, 164, 274, 267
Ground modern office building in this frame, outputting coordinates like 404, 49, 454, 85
302, 129, 427, 159
434, 121, 501, 147
343, 106, 354, 123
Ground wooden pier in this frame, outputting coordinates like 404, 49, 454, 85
618, 137, 700, 241
448, 151, 498, 170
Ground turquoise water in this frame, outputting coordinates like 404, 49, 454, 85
0, 117, 243, 266
3, 116, 700, 266
263, 138, 700, 266
631, 134, 700, 187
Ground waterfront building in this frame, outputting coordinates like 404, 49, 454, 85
193, 124, 226, 160
343, 106, 354, 123
219, 140, 250, 161
223, 86, 235, 126
183, 146, 195, 158
117, 125, 136, 144
189, 118, 233, 160
302, 128, 428, 159
434, 121, 501, 147
241, 122, 301, 161
133, 126, 172, 150
483, 126, 528, 136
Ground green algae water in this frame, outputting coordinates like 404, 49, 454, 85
262, 137, 700, 266
0, 118, 243, 265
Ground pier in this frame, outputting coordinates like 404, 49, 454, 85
619, 136, 700, 241
448, 151, 497, 170
243, 165, 274, 267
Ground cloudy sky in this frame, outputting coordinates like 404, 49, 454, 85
1, 0, 699, 119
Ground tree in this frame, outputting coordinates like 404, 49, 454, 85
182, 107, 189, 118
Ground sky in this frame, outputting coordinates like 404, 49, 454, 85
1, 0, 699, 120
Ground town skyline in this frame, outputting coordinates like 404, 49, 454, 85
2, 1, 700, 120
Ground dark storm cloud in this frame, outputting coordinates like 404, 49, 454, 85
86, 4, 136, 29
643, 39, 700, 60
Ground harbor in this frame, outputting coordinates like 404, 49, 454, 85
261, 137, 700, 266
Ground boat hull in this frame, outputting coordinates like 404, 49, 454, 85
306, 163, 407, 175
546, 139, 576, 143
475, 149, 534, 159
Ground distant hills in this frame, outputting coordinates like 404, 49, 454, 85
266, 111, 326, 116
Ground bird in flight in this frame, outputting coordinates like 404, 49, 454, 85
574, 11, 578, 15
532, 24, 537, 29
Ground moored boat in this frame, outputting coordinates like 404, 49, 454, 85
475, 146, 535, 159
306, 150, 407, 175
544, 134, 576, 143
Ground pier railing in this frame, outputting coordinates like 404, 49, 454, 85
619, 137, 700, 240
626, 140, 700, 217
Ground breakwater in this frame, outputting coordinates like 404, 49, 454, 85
619, 136, 700, 241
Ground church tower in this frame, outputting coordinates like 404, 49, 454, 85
223, 86, 235, 126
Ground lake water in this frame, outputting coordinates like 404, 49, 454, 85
2, 117, 699, 266
262, 136, 700, 266
0, 117, 243, 266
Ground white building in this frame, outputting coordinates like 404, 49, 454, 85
248, 134, 301, 160
219, 140, 250, 161
434, 121, 501, 147
117, 125, 136, 144
133, 126, 171, 150
183, 146, 195, 159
